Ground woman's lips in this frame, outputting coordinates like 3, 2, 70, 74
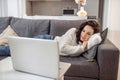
81, 37, 86, 40
81, 37, 88, 41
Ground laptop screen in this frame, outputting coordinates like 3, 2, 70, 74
8, 36, 60, 79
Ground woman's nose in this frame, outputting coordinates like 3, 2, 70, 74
83, 33, 87, 37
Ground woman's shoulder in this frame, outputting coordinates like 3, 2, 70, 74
67, 28, 77, 33
64, 28, 77, 36
69, 28, 77, 31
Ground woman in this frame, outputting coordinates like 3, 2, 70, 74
55, 20, 101, 56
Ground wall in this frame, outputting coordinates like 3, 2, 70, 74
7, 0, 23, 17
103, 0, 120, 80
0, 0, 24, 17
105, 0, 120, 48
85, 0, 99, 19
26, 0, 77, 16
32, 1, 77, 16
0, 0, 8, 17
26, 0, 99, 19
102, 0, 109, 30
0, 0, 99, 18
0, 0, 2, 16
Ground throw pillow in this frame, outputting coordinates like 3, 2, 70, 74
101, 28, 108, 43
0, 25, 18, 46
83, 33, 102, 60
87, 33, 102, 49
83, 28, 108, 61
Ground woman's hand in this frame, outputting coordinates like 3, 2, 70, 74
82, 41, 88, 49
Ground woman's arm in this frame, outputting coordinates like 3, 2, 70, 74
59, 28, 85, 56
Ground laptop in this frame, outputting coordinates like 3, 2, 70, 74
8, 36, 60, 79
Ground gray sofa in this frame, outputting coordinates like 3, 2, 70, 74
0, 17, 119, 80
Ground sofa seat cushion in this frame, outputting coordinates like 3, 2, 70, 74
10, 17, 50, 37
60, 56, 99, 78
64, 76, 98, 80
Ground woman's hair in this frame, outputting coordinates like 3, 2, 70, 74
76, 20, 101, 44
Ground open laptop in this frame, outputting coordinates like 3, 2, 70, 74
8, 36, 60, 79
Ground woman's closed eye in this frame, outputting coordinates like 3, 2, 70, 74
82, 30, 85, 32
82, 30, 92, 36
87, 32, 92, 36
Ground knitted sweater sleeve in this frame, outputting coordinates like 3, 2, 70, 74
59, 28, 84, 56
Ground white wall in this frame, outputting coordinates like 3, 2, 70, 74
109, 0, 120, 30
7, 0, 23, 17
102, 0, 109, 30
0, 0, 2, 16
0, 0, 24, 17
103, 0, 120, 80
0, 0, 8, 17
103, 0, 120, 48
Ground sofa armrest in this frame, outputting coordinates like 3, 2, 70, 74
97, 39, 119, 80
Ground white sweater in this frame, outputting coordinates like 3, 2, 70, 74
54, 28, 102, 56
54, 28, 84, 56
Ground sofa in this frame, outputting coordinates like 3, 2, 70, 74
0, 17, 119, 80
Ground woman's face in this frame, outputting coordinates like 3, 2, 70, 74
80, 25, 94, 42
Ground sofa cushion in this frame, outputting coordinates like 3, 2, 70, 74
83, 28, 108, 60
60, 56, 99, 78
101, 28, 108, 43
65, 76, 97, 80
0, 17, 11, 34
87, 33, 102, 50
82, 33, 102, 60
50, 20, 86, 36
10, 17, 50, 37
0, 25, 18, 46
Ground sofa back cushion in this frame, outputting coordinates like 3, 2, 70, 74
50, 20, 86, 36
0, 17, 11, 34
10, 17, 50, 37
